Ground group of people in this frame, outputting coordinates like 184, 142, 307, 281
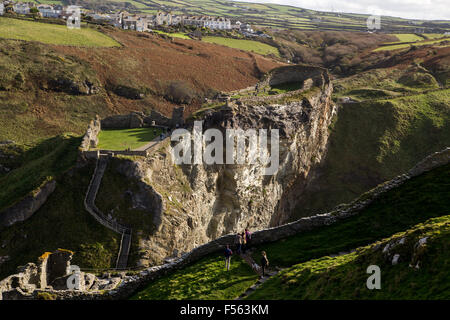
223, 228, 270, 278
234, 228, 252, 255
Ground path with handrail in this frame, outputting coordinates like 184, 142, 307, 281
84, 155, 132, 269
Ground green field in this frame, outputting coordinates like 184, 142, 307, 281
0, 17, 120, 47
97, 127, 163, 151
389, 33, 425, 43
202, 36, 280, 57
153, 30, 191, 39
375, 36, 450, 51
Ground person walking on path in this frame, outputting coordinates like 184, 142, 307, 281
224, 245, 233, 271
245, 228, 252, 250
241, 232, 247, 253
234, 233, 243, 254
260, 251, 269, 278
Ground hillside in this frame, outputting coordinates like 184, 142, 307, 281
39, 0, 450, 32
132, 161, 450, 300
0, 22, 281, 145
290, 45, 450, 219
246, 214, 450, 299
0, 17, 120, 47
0, 8, 449, 301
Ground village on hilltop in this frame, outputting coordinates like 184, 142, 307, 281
0, 1, 268, 37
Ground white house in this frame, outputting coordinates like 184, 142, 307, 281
182, 15, 232, 30
13, 2, 30, 15
37, 4, 62, 18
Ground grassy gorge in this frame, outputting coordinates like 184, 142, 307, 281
0, 0, 449, 306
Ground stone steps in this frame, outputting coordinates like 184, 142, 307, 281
84, 156, 132, 269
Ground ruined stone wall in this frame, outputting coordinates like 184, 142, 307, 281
80, 115, 101, 151
101, 112, 145, 129
260, 65, 329, 87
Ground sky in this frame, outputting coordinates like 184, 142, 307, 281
233, 0, 450, 20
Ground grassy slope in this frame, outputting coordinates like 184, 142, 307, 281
153, 30, 191, 40
0, 135, 80, 211
0, 162, 121, 280
0, 27, 281, 145
131, 253, 258, 300
202, 36, 280, 57
246, 215, 450, 299
293, 88, 450, 218
129, 163, 449, 299
0, 17, 120, 47
97, 127, 163, 151
252, 163, 450, 267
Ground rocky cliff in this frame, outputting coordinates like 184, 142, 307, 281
100, 65, 336, 266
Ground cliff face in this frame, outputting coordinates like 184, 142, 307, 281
101, 66, 336, 266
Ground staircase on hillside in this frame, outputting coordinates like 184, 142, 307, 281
84, 154, 133, 270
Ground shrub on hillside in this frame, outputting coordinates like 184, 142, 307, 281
164, 80, 196, 104
112, 84, 144, 99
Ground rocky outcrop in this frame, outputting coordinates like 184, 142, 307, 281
47, 77, 99, 95
0, 179, 56, 228
119, 65, 336, 266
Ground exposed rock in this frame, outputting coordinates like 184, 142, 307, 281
0, 179, 56, 228
127, 65, 335, 265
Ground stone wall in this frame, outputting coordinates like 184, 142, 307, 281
260, 64, 330, 88
101, 107, 184, 131
0, 249, 72, 299
0, 180, 56, 228
101, 112, 145, 130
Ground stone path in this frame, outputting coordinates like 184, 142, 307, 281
235, 250, 282, 300
133, 137, 162, 151
84, 155, 132, 269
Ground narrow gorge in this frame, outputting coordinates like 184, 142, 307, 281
96, 65, 336, 266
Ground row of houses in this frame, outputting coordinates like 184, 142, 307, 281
88, 11, 242, 32
0, 2, 255, 34
0, 1, 75, 19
